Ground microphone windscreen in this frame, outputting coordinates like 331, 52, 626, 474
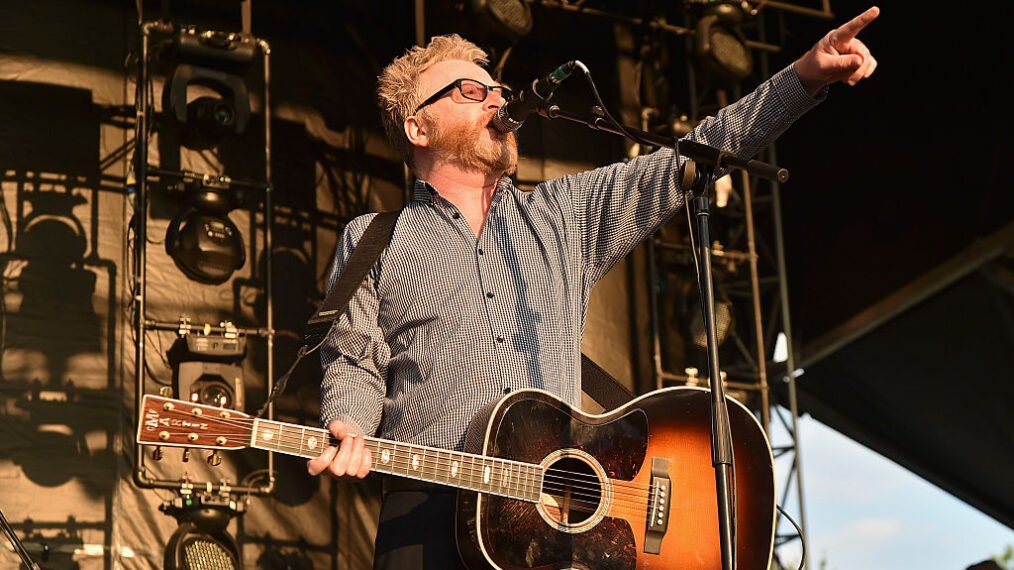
490, 105, 522, 133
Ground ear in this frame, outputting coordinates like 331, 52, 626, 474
404, 115, 430, 148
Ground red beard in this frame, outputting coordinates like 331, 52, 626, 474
425, 111, 519, 176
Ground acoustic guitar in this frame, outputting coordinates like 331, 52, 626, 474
137, 387, 775, 569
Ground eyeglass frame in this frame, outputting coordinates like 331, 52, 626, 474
413, 78, 514, 114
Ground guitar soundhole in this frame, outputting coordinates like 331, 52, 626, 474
537, 450, 610, 533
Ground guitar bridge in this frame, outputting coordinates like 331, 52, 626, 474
644, 457, 671, 554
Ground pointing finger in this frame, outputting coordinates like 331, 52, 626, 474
830, 6, 880, 51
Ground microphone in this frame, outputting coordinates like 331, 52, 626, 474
491, 61, 577, 133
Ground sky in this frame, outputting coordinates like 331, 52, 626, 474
770, 415, 1013, 570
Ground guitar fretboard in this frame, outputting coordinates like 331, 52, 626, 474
249, 418, 543, 503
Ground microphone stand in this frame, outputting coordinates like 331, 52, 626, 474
536, 102, 788, 570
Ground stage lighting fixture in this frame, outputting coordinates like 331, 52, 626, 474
467, 0, 533, 42
687, 291, 735, 349
162, 493, 245, 570
678, 275, 735, 350
168, 323, 247, 411
165, 172, 245, 284
714, 173, 733, 208
694, 1, 753, 82
176, 361, 244, 409
160, 28, 255, 150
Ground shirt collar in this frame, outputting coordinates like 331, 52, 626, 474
413, 177, 514, 205
412, 179, 437, 204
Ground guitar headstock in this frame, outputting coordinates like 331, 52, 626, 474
137, 395, 252, 450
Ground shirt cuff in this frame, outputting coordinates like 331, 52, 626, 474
771, 65, 827, 116
320, 413, 368, 439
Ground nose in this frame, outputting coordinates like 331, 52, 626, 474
485, 89, 507, 110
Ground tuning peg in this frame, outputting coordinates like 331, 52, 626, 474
152, 446, 163, 461
182, 448, 191, 463
159, 386, 174, 398
207, 451, 222, 467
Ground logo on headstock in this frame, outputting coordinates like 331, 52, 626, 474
144, 407, 209, 431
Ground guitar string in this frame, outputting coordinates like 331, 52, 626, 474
145, 424, 660, 503
146, 450, 659, 518
143, 428, 666, 512
143, 411, 663, 494
142, 410, 663, 493
147, 409, 661, 494
150, 428, 657, 503
144, 420, 656, 499
143, 420, 661, 501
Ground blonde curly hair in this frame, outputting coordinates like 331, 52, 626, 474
377, 34, 489, 169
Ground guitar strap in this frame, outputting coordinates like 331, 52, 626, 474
307, 209, 635, 411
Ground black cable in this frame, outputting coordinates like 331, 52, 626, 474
0, 507, 40, 570
776, 503, 807, 570
253, 336, 326, 419
575, 61, 661, 150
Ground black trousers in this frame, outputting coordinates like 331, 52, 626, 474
373, 489, 468, 570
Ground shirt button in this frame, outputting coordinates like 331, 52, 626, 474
477, 248, 484, 255
452, 212, 461, 219
496, 336, 504, 344
503, 387, 512, 394
486, 292, 494, 298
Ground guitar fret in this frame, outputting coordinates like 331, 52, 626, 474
408, 444, 420, 476
251, 418, 540, 501
395, 442, 408, 477
450, 451, 459, 484
481, 457, 492, 493
280, 422, 291, 453
275, 421, 284, 451
140, 395, 550, 504
435, 449, 446, 484
471, 455, 480, 492
312, 427, 327, 457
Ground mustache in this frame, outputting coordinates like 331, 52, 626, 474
480, 111, 508, 137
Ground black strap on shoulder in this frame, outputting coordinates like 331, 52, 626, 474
303, 210, 401, 348
581, 354, 635, 410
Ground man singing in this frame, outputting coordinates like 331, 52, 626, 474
309, 7, 880, 568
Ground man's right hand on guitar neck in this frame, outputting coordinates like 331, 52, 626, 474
306, 419, 372, 479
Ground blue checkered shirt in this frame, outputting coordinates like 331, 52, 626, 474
319, 65, 822, 450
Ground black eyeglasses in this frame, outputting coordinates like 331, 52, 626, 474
414, 78, 514, 114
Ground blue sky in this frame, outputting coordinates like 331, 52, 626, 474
770, 415, 1013, 569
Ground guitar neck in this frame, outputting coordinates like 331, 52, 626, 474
249, 418, 543, 503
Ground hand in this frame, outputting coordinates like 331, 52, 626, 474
794, 6, 880, 96
306, 419, 372, 479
